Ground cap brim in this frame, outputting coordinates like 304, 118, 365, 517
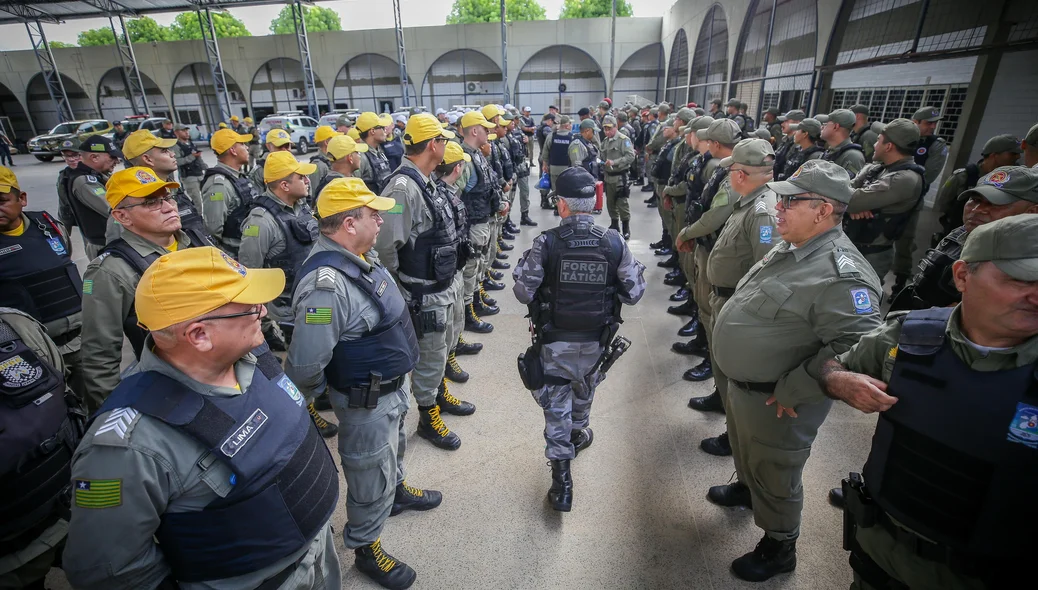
767, 180, 809, 196
232, 268, 287, 306
295, 162, 318, 176
994, 259, 1038, 282
695, 129, 710, 140
155, 138, 178, 149
366, 195, 397, 211
354, 143, 369, 152
476, 120, 495, 129
958, 185, 1019, 205
269, 139, 293, 147
0, 182, 17, 192
377, 114, 394, 126
718, 156, 734, 168
236, 133, 253, 144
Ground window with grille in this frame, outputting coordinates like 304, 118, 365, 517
830, 84, 969, 145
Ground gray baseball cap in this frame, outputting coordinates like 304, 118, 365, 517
578, 118, 596, 131
880, 118, 921, 150
559, 115, 572, 125
706, 118, 742, 145
913, 106, 943, 122
815, 114, 830, 124
720, 138, 775, 168
960, 213, 1038, 281
689, 115, 713, 132
676, 107, 696, 123
754, 128, 772, 140
981, 134, 1023, 156
1026, 123, 1038, 146
828, 109, 856, 129
174, 123, 191, 131
602, 115, 617, 127
767, 159, 854, 204
784, 110, 806, 122
791, 118, 822, 137
849, 104, 870, 116
725, 98, 740, 108
958, 166, 1038, 205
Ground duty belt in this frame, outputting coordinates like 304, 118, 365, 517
856, 243, 893, 255
730, 379, 777, 394
342, 374, 405, 397
50, 327, 82, 348
712, 286, 736, 298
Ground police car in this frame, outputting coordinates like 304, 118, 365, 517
257, 111, 318, 155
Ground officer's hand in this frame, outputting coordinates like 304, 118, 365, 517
826, 371, 898, 414
850, 211, 875, 220
662, 196, 674, 211
606, 159, 614, 167
765, 395, 798, 419
675, 236, 694, 253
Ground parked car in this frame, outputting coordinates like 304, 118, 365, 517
26, 119, 113, 162
318, 109, 360, 128
256, 112, 318, 155
121, 115, 167, 133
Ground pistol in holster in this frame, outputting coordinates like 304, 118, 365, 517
842, 472, 878, 550
348, 371, 383, 409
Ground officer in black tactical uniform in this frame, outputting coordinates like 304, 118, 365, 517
172, 123, 206, 213
513, 167, 646, 512
356, 112, 394, 194
64, 136, 121, 259
110, 120, 129, 152
0, 306, 85, 590
201, 128, 261, 255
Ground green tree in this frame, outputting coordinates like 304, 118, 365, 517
77, 27, 117, 47
126, 16, 173, 43
559, 0, 633, 19
447, 0, 546, 24
168, 11, 251, 40
48, 41, 76, 49
269, 5, 342, 34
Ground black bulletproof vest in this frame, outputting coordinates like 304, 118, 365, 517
294, 252, 420, 390
176, 140, 204, 177
63, 164, 109, 246
652, 138, 679, 181
863, 307, 1038, 562
203, 166, 261, 245
669, 147, 693, 189
314, 170, 344, 200
779, 145, 823, 181
363, 147, 393, 194
392, 167, 459, 290
461, 144, 495, 223
251, 196, 318, 305
696, 164, 730, 249
888, 226, 967, 313
0, 212, 82, 324
773, 136, 793, 180
823, 142, 864, 164
913, 134, 938, 167
172, 186, 217, 249
537, 219, 624, 342
683, 152, 710, 221
575, 137, 599, 177
495, 137, 514, 181
548, 132, 573, 167
96, 345, 338, 582
843, 161, 929, 246
0, 316, 82, 546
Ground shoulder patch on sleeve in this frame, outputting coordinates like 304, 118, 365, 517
210, 192, 225, 202
242, 225, 260, 237
759, 225, 773, 244
850, 287, 875, 315
315, 267, 337, 291
75, 478, 122, 509
305, 307, 332, 325
82, 279, 94, 295
386, 203, 403, 214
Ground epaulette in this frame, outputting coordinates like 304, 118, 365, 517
315, 266, 338, 292
832, 248, 862, 277
89, 406, 143, 447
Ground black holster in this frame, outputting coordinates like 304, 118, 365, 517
517, 345, 545, 390
348, 371, 383, 409
408, 298, 424, 340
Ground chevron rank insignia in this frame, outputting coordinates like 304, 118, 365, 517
754, 200, 769, 213
305, 307, 332, 324
75, 479, 122, 508
834, 252, 859, 276
94, 407, 139, 440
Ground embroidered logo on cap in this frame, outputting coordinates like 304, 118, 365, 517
985, 170, 1009, 188
220, 251, 247, 277
135, 169, 157, 184
788, 166, 804, 180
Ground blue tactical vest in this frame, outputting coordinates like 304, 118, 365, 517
294, 251, 420, 389
460, 143, 495, 223
250, 195, 318, 306
383, 137, 404, 172
95, 345, 338, 583
863, 307, 1038, 563
390, 166, 459, 291
0, 212, 83, 324
913, 134, 938, 167
548, 131, 573, 167
363, 147, 393, 194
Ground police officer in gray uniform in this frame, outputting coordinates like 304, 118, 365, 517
287, 178, 440, 590
172, 123, 206, 212
64, 136, 121, 259
66, 247, 341, 590
513, 167, 646, 512
822, 109, 867, 178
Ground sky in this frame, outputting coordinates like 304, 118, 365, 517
0, 0, 669, 51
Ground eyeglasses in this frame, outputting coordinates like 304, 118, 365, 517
198, 305, 263, 322
779, 195, 826, 209
118, 194, 176, 211
434, 137, 449, 144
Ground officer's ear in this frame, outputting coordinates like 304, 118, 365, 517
951, 259, 971, 294
180, 319, 216, 352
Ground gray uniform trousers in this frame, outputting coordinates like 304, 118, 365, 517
403, 273, 463, 407
517, 175, 531, 213
331, 385, 409, 549
533, 340, 603, 460
449, 270, 465, 345
726, 382, 832, 540
706, 293, 730, 404
181, 175, 203, 213
463, 222, 492, 304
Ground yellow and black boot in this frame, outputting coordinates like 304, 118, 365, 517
308, 401, 337, 438
444, 350, 470, 383
390, 480, 443, 516
465, 299, 493, 334
354, 538, 416, 590
437, 378, 475, 416
455, 335, 483, 355
417, 405, 461, 450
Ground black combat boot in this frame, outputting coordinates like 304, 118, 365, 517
437, 378, 475, 416
491, 258, 510, 270
731, 535, 797, 582
390, 481, 443, 516
498, 239, 514, 252
677, 316, 699, 337
658, 252, 679, 268
417, 405, 461, 450
500, 227, 516, 240
670, 287, 690, 301
672, 340, 707, 356
479, 285, 497, 307
641, 183, 655, 193
668, 300, 697, 316
483, 275, 505, 290
700, 431, 732, 456
828, 487, 846, 508
354, 538, 417, 590
688, 388, 725, 413
707, 480, 752, 508
465, 301, 494, 334
308, 402, 338, 438
473, 293, 499, 316
313, 392, 332, 411
571, 428, 594, 457
444, 350, 470, 383
608, 219, 620, 231
621, 220, 630, 240
683, 356, 712, 381
521, 212, 538, 226
548, 459, 573, 512
455, 335, 483, 355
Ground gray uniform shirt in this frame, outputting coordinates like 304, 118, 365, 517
601, 133, 636, 183
65, 343, 337, 590
201, 162, 248, 244
706, 185, 779, 289
826, 138, 867, 178
848, 157, 926, 246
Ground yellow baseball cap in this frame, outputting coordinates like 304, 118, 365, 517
356, 112, 393, 133
314, 125, 341, 143
218, 122, 228, 129
347, 127, 361, 141
244, 116, 253, 124
210, 128, 252, 154
230, 115, 240, 122
488, 133, 497, 141
403, 113, 455, 145
135, 246, 286, 331
122, 129, 177, 160
0, 166, 20, 193
442, 141, 470, 166
326, 135, 368, 161
263, 151, 318, 183
265, 128, 293, 147
316, 177, 396, 218
105, 167, 180, 209
460, 111, 496, 130
481, 104, 502, 122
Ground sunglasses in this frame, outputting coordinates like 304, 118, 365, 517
198, 305, 263, 322
779, 195, 826, 208
118, 193, 176, 211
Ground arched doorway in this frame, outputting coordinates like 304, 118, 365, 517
421, 49, 502, 112
171, 63, 249, 129
250, 58, 330, 121
665, 30, 689, 106
612, 44, 664, 104
96, 67, 170, 122
0, 82, 32, 145
688, 5, 728, 109
332, 54, 416, 114
26, 73, 97, 132
514, 45, 606, 117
